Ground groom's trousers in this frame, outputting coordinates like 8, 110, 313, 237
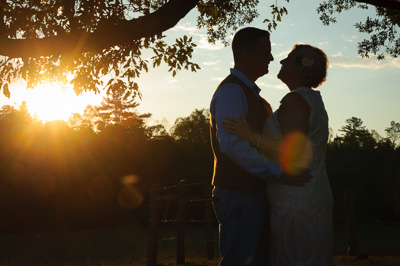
212, 186, 267, 266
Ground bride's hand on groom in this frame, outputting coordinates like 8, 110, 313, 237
222, 114, 252, 140
279, 167, 312, 186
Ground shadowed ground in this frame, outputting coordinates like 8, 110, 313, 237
0, 223, 399, 265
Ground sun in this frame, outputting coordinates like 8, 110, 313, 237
23, 82, 102, 122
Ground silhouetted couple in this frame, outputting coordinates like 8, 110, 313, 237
210, 27, 334, 266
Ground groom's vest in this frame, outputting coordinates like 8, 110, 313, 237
211, 74, 271, 189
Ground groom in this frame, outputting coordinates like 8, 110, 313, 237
210, 27, 311, 265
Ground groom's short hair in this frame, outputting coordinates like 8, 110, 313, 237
232, 27, 270, 62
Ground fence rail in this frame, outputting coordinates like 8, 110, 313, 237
147, 180, 214, 266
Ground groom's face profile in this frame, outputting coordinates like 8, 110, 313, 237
247, 37, 274, 79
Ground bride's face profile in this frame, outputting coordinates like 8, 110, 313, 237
277, 50, 302, 90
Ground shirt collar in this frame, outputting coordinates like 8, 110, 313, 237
230, 68, 260, 94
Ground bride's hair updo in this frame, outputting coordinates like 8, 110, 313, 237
293, 44, 329, 88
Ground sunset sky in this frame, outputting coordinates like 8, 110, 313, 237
1, 0, 399, 137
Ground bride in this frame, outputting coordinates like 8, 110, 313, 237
223, 44, 334, 266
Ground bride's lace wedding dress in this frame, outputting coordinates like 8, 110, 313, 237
264, 87, 334, 266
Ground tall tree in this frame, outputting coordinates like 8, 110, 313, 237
16, 101, 33, 123
95, 89, 140, 130
170, 108, 213, 182
68, 104, 98, 133
0, 105, 17, 121
339, 116, 376, 149
340, 117, 367, 135
172, 108, 210, 145
385, 120, 400, 147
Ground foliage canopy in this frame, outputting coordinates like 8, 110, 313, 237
0, 0, 398, 98
317, 0, 400, 60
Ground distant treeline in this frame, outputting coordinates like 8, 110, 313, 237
0, 92, 399, 232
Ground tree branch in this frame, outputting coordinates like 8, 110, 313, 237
354, 0, 400, 10
0, 0, 200, 58
63, 0, 77, 32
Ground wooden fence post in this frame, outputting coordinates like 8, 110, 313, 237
177, 180, 186, 264
204, 184, 214, 260
344, 186, 358, 255
147, 187, 159, 266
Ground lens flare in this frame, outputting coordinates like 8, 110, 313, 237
279, 131, 312, 175
118, 185, 143, 209
120, 174, 139, 185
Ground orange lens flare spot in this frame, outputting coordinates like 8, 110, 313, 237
121, 174, 139, 185
118, 185, 143, 209
279, 131, 312, 175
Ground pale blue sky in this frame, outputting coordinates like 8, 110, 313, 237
136, 0, 400, 137
1, 0, 399, 137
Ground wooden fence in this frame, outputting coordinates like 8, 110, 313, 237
147, 180, 397, 265
147, 180, 214, 266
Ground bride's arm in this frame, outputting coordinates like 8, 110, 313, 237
276, 93, 311, 169
278, 93, 310, 136
221, 114, 280, 154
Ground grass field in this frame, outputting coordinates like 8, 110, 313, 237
0, 223, 399, 265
